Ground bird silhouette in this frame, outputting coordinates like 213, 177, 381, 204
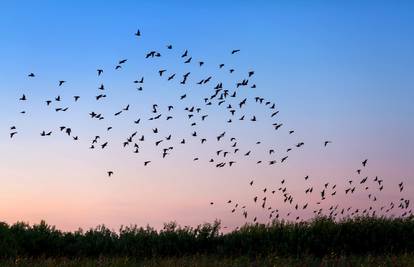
144, 161, 151, 166
7, 28, 410, 226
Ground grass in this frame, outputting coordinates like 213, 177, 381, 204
0, 216, 413, 266
2, 254, 414, 267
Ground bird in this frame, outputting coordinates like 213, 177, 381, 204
239, 98, 247, 108
159, 70, 166, 76
399, 182, 404, 192
134, 77, 144, 84
40, 131, 52, 136
7, 29, 407, 228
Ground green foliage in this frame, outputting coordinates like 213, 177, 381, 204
0, 216, 413, 259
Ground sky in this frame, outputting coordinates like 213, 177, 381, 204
0, 1, 413, 231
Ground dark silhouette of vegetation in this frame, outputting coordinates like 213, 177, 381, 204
3, 254, 414, 267
0, 216, 413, 260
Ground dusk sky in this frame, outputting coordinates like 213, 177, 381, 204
0, 1, 413, 231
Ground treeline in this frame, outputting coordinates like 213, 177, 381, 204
0, 216, 413, 259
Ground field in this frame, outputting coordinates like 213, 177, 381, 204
0, 216, 413, 266
1, 254, 414, 267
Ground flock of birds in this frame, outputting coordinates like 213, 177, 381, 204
8, 29, 411, 225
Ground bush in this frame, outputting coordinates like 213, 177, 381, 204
0, 216, 412, 259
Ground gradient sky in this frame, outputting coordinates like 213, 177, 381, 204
0, 1, 413, 231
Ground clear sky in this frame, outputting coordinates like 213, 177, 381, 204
0, 1, 413, 231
